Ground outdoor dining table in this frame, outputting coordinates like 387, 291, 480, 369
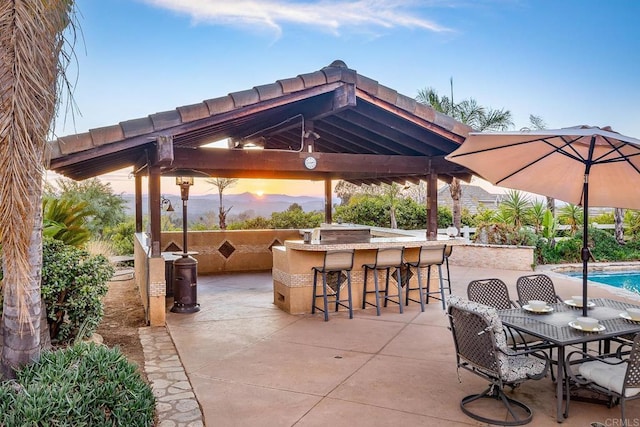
497, 298, 640, 423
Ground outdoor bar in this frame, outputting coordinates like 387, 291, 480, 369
272, 227, 464, 315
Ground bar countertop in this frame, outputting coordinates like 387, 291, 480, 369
283, 235, 464, 251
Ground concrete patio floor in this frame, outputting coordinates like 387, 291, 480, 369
165, 265, 640, 426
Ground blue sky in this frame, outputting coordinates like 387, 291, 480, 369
52, 0, 640, 196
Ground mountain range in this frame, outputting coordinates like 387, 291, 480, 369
122, 192, 333, 218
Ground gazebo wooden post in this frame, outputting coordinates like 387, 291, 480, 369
324, 178, 332, 224
148, 165, 162, 257
426, 171, 438, 240
135, 173, 143, 233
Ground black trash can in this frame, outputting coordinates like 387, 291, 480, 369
170, 253, 200, 313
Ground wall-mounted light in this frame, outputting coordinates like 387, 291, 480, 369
161, 196, 174, 212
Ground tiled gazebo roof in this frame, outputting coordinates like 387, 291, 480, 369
49, 60, 473, 185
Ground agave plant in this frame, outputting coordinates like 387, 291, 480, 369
558, 203, 584, 235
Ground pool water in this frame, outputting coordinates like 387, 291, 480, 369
566, 270, 640, 294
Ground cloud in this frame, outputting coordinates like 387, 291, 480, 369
141, 0, 452, 37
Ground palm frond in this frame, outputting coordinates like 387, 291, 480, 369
0, 0, 76, 331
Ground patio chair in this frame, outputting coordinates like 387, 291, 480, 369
515, 274, 562, 306
468, 279, 528, 345
467, 279, 556, 380
565, 333, 640, 426
447, 295, 550, 426
467, 278, 516, 310
311, 249, 355, 321
403, 245, 447, 311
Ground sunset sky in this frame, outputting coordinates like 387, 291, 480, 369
52, 0, 640, 197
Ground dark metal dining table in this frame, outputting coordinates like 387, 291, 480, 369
497, 298, 640, 423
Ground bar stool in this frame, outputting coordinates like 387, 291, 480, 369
362, 247, 405, 315
404, 245, 447, 310
442, 245, 453, 296
311, 249, 355, 321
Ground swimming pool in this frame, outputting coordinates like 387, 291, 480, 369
565, 270, 640, 294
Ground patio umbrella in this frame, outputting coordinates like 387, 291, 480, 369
445, 125, 640, 316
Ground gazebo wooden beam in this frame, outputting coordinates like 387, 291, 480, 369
166, 148, 465, 179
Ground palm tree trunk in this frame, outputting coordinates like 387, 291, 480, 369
1, 185, 46, 379
450, 178, 462, 230
390, 206, 398, 229
615, 208, 625, 244
546, 197, 555, 215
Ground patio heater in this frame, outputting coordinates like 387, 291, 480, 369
170, 175, 200, 313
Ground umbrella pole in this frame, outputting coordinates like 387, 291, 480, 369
581, 179, 589, 318
581, 139, 595, 318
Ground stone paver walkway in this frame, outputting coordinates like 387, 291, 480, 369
139, 327, 203, 427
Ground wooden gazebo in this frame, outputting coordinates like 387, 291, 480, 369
49, 60, 472, 253
49, 60, 473, 324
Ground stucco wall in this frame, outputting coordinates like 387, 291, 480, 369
448, 243, 535, 271
160, 230, 301, 274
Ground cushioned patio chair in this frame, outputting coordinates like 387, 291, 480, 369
565, 333, 640, 426
447, 295, 550, 425
468, 279, 556, 380
515, 274, 562, 306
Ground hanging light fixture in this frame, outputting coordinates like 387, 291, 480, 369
161, 196, 174, 212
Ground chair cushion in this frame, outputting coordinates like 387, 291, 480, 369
579, 358, 640, 398
501, 353, 547, 383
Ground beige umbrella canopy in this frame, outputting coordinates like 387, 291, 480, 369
446, 125, 640, 316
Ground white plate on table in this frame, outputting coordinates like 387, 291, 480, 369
564, 299, 596, 308
522, 304, 554, 313
568, 321, 605, 332
619, 312, 640, 322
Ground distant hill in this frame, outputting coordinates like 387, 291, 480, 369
122, 192, 332, 218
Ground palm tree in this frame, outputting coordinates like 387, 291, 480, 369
416, 87, 513, 230
43, 197, 92, 247
207, 177, 239, 230
1, 0, 75, 378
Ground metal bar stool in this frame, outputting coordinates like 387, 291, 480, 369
362, 247, 405, 315
442, 245, 453, 296
404, 245, 447, 311
311, 249, 355, 321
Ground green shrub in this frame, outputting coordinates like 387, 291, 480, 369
0, 343, 155, 426
270, 204, 323, 229
473, 223, 536, 246
587, 228, 629, 261
436, 205, 452, 228
228, 216, 273, 229
334, 195, 389, 227
41, 237, 115, 343
551, 237, 583, 263
104, 220, 135, 255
